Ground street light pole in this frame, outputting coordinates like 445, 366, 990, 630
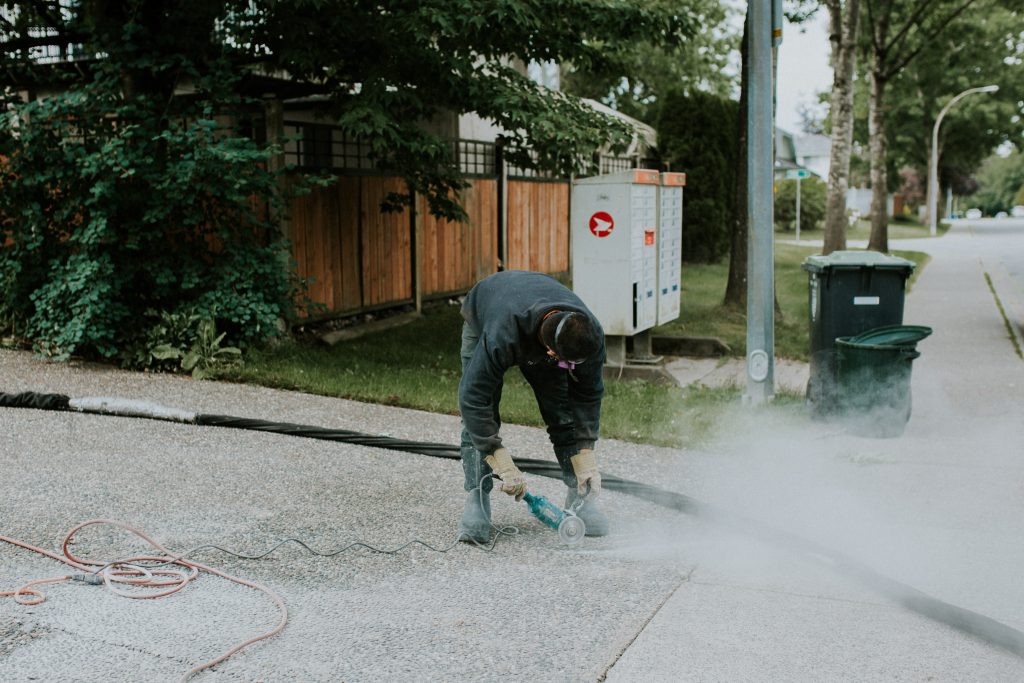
927, 85, 998, 236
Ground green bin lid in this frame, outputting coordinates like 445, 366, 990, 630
802, 250, 916, 274
847, 324, 933, 346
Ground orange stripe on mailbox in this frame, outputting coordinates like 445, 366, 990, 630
632, 169, 661, 185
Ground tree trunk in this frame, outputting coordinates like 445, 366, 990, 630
822, 0, 861, 255
867, 66, 889, 253
724, 13, 749, 308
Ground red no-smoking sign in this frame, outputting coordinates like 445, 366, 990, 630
588, 211, 614, 237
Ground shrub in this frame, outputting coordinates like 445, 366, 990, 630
0, 57, 303, 364
774, 177, 827, 231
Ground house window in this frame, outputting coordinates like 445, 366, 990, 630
301, 124, 333, 168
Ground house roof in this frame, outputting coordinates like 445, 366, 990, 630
583, 98, 657, 151
795, 133, 831, 159
775, 127, 798, 163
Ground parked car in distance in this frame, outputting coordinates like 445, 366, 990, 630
965, 208, 983, 219
996, 211, 1009, 219
1012, 205, 1024, 218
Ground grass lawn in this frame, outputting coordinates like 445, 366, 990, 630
652, 241, 929, 361
779, 216, 950, 244
215, 235, 932, 449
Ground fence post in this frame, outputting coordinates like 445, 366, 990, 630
496, 141, 508, 270
263, 94, 289, 243
412, 190, 423, 313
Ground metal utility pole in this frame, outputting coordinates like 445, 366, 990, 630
745, 0, 776, 404
927, 84, 998, 235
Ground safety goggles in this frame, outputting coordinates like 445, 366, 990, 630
548, 354, 585, 370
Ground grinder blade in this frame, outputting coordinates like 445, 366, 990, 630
557, 514, 586, 545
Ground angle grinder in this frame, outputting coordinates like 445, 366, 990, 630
521, 491, 587, 544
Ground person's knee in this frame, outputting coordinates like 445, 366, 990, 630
546, 422, 576, 451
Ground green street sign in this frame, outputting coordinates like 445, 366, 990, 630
786, 169, 810, 179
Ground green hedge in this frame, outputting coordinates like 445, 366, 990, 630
656, 90, 739, 263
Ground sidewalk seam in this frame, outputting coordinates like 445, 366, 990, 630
597, 566, 695, 682
984, 271, 1024, 361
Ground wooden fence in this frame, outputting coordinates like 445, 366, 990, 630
279, 126, 645, 317
287, 164, 570, 317
505, 179, 570, 273
417, 178, 499, 297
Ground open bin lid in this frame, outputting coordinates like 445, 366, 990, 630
802, 250, 916, 274
847, 324, 933, 346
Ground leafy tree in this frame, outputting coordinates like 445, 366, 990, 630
657, 89, 739, 263
0, 1, 698, 218
235, 0, 695, 218
970, 151, 1024, 214
857, 0, 1023, 252
872, 4, 1024, 218
0, 1, 316, 361
562, 0, 738, 125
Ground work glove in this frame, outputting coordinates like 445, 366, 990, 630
570, 449, 602, 496
484, 447, 527, 501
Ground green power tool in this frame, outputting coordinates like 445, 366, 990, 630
521, 491, 587, 544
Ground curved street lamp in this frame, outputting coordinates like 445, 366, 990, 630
928, 84, 999, 235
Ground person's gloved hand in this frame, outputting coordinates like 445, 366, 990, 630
570, 448, 602, 496
484, 447, 527, 501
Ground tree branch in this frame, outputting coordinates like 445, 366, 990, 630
864, 0, 883, 54
882, 0, 941, 52
883, 0, 980, 79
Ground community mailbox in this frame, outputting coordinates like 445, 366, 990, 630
657, 172, 686, 325
571, 169, 684, 336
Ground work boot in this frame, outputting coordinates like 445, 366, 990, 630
565, 489, 610, 537
458, 488, 492, 543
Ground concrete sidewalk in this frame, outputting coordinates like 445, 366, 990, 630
2, 221, 1024, 682
664, 356, 809, 394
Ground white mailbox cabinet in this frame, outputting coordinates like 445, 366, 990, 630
571, 169, 661, 336
571, 169, 685, 337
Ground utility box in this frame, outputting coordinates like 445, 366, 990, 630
657, 172, 686, 325
802, 251, 916, 417
571, 169, 661, 336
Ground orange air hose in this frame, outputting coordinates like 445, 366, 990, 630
1, 519, 288, 682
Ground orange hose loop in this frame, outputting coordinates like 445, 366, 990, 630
1, 577, 70, 605
2, 520, 289, 682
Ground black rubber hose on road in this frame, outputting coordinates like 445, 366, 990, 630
0, 391, 70, 411
5, 391, 1024, 659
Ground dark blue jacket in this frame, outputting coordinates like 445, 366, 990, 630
459, 271, 605, 458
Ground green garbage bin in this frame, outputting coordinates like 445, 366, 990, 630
835, 325, 932, 438
802, 251, 916, 417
